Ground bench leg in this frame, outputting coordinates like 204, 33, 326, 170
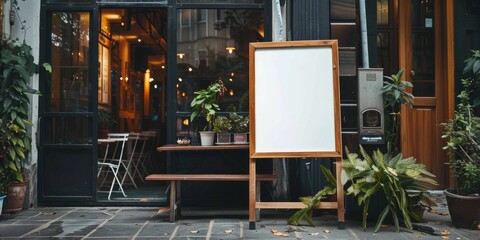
169, 180, 176, 222
256, 182, 261, 221
177, 181, 182, 218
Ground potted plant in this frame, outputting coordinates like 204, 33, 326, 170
441, 50, 480, 229
229, 113, 249, 144
213, 116, 233, 144
289, 146, 438, 232
0, 38, 51, 213
98, 108, 116, 139
190, 80, 227, 146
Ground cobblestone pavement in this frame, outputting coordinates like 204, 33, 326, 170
0, 192, 478, 239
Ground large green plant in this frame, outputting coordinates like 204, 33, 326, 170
190, 80, 226, 131
0, 39, 50, 183
288, 146, 437, 233
442, 50, 480, 195
342, 147, 437, 232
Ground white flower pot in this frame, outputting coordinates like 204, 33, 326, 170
199, 131, 215, 146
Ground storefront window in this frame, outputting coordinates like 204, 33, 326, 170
49, 12, 90, 113
176, 8, 263, 138
47, 0, 91, 3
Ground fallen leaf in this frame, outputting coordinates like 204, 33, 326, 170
273, 232, 289, 237
285, 226, 303, 233
441, 237, 449, 240
428, 209, 438, 214
271, 229, 278, 233
478, 224, 480, 230
139, 198, 149, 202
323, 229, 331, 233
456, 238, 461, 240
40, 212, 56, 216
309, 232, 319, 236
190, 230, 199, 234
440, 230, 451, 235
415, 235, 422, 238
225, 229, 233, 234
381, 224, 390, 228
438, 213, 449, 216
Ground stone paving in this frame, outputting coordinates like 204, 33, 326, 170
0, 192, 478, 239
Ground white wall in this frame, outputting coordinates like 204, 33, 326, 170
4, 0, 42, 207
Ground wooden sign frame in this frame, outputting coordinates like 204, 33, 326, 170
249, 40, 342, 159
248, 40, 344, 230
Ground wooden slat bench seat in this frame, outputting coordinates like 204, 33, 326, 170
146, 174, 277, 222
146, 174, 277, 181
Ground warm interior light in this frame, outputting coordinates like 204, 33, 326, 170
178, 77, 183, 82
188, 67, 193, 72
125, 77, 129, 82
229, 78, 233, 82
154, 84, 158, 89
149, 77, 154, 82
121, 21, 125, 27
226, 47, 235, 54
177, 53, 185, 59
229, 89, 234, 96
183, 118, 189, 126
161, 65, 165, 69
230, 72, 234, 77
120, 77, 123, 81
182, 92, 186, 97
176, 83, 179, 88
137, 38, 142, 42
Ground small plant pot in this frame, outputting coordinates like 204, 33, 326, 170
199, 131, 215, 146
233, 132, 248, 144
216, 133, 231, 144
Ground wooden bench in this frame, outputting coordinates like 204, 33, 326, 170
146, 174, 277, 222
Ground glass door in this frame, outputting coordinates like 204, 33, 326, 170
38, 11, 98, 203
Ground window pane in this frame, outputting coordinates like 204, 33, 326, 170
49, 12, 90, 112
97, 0, 167, 3
339, 50, 357, 76
176, 8, 263, 139
331, 0, 356, 21
411, 0, 435, 97
377, 0, 389, 25
331, 24, 355, 47
43, 116, 91, 144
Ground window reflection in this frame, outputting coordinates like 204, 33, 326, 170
49, 12, 90, 112
176, 9, 263, 139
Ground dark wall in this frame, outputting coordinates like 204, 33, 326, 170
291, 0, 330, 40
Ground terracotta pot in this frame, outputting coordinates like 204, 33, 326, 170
3, 181, 28, 213
444, 189, 480, 229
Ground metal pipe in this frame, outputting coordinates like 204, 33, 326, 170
274, 0, 284, 41
359, 0, 369, 68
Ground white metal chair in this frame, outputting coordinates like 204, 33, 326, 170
97, 133, 130, 200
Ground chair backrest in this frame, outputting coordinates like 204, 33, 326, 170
107, 133, 129, 162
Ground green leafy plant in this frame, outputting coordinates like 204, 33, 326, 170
289, 146, 438, 232
213, 116, 233, 133
0, 39, 50, 184
190, 80, 227, 131
287, 165, 337, 226
229, 112, 249, 133
441, 50, 480, 196
341, 146, 437, 232
382, 69, 414, 154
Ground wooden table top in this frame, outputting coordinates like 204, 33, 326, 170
157, 144, 249, 152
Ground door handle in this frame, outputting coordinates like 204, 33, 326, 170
410, 70, 415, 77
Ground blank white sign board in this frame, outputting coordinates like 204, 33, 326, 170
249, 40, 342, 158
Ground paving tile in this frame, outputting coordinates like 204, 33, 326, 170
61, 211, 115, 220
137, 222, 177, 237
108, 209, 155, 224
88, 223, 143, 238
24, 221, 98, 238
0, 224, 40, 238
